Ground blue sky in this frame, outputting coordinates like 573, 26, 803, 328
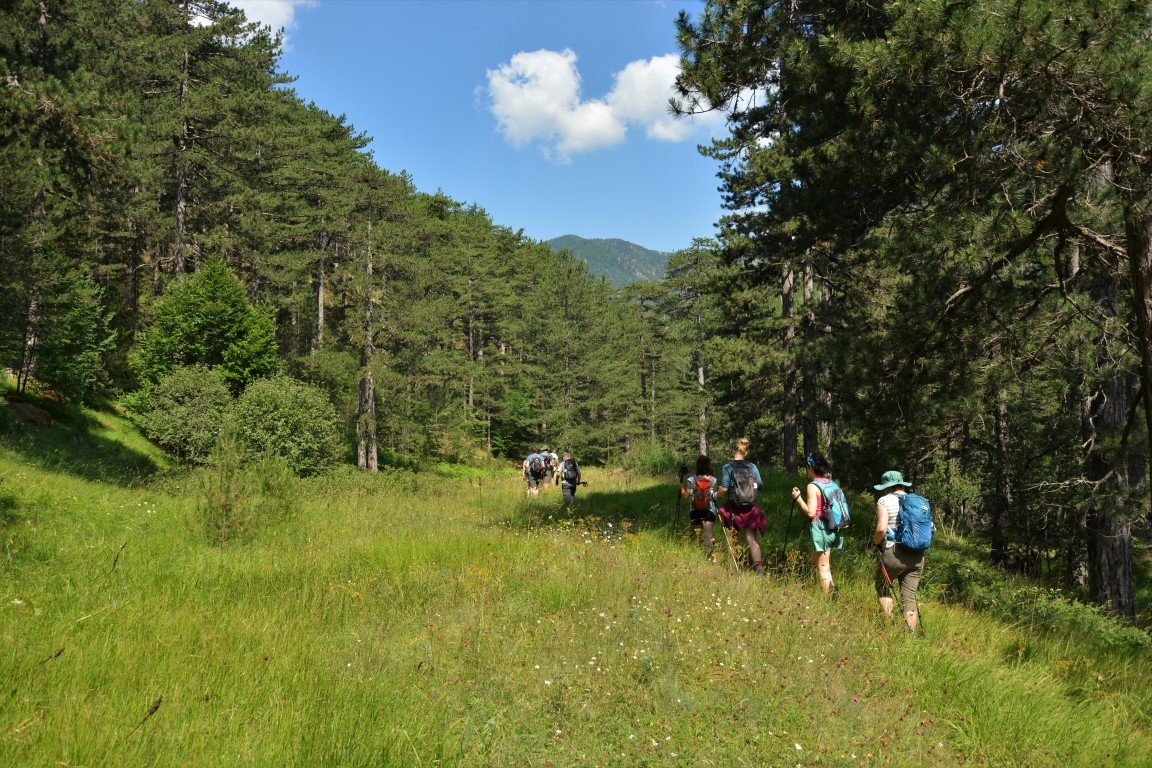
232, 0, 725, 254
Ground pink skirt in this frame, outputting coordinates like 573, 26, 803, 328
719, 502, 766, 535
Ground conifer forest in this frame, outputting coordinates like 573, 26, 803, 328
2, 0, 1150, 628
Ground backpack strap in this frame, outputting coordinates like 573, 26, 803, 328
808, 481, 826, 518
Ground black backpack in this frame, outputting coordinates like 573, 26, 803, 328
727, 461, 757, 509
561, 459, 579, 485
529, 456, 544, 477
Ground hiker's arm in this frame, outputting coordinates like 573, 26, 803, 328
872, 502, 888, 548
790, 484, 819, 519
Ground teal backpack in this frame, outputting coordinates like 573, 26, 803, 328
893, 493, 933, 550
813, 479, 852, 532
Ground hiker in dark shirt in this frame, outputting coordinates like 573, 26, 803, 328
559, 450, 581, 505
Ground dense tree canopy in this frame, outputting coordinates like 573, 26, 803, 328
674, 0, 1152, 617
0, 0, 707, 468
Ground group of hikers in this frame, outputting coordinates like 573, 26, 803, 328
681, 437, 932, 634
522, 447, 582, 505
520, 436, 931, 633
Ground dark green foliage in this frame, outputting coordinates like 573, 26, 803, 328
934, 553, 1151, 651
133, 258, 281, 391
130, 366, 230, 465
228, 376, 341, 477
675, 0, 1152, 618
617, 440, 680, 477
1, 261, 113, 403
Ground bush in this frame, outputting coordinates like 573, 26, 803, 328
933, 555, 1151, 651
133, 258, 281, 392
130, 366, 231, 464
617, 440, 681, 477
195, 437, 297, 545
228, 376, 341, 476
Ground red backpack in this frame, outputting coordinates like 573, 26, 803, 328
691, 475, 715, 512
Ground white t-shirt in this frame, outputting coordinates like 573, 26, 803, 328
878, 491, 906, 548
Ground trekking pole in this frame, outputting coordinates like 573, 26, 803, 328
875, 549, 904, 628
716, 510, 741, 572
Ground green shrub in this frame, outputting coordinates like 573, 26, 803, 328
133, 258, 281, 392
129, 366, 231, 464
228, 375, 341, 476
934, 555, 1151, 651
195, 436, 297, 544
617, 440, 680, 477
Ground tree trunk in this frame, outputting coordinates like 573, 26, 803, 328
781, 264, 797, 472
16, 296, 39, 394
173, 2, 191, 274
801, 259, 818, 455
1125, 199, 1152, 504
990, 389, 1012, 565
1082, 347, 1138, 618
356, 234, 378, 472
697, 355, 707, 457
314, 232, 328, 352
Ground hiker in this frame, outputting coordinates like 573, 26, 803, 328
524, 448, 546, 496
546, 447, 561, 486
869, 470, 929, 634
790, 451, 845, 594
717, 437, 767, 574
559, 449, 582, 505
541, 447, 556, 486
680, 454, 718, 559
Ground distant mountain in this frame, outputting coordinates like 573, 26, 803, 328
546, 235, 670, 287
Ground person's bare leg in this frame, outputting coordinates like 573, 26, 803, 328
744, 529, 763, 573
812, 551, 833, 592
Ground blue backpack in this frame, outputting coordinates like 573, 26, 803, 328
814, 479, 851, 532
894, 493, 933, 550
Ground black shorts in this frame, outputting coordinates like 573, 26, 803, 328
690, 508, 717, 525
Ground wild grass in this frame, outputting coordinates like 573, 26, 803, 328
1, 410, 1150, 766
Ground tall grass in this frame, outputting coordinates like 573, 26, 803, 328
1, 417, 1150, 766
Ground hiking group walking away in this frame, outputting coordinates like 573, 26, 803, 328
522, 436, 933, 633
677, 442, 932, 631
524, 446, 582, 505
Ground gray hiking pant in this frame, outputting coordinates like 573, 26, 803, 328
874, 544, 925, 613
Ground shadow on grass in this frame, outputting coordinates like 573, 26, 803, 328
505, 481, 676, 535
1, 396, 161, 486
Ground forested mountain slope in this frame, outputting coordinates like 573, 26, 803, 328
546, 235, 670, 287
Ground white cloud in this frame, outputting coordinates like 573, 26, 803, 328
486, 49, 724, 163
229, 0, 315, 37
606, 54, 691, 142
487, 49, 625, 164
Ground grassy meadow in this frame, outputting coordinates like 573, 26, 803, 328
2, 401, 1151, 767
